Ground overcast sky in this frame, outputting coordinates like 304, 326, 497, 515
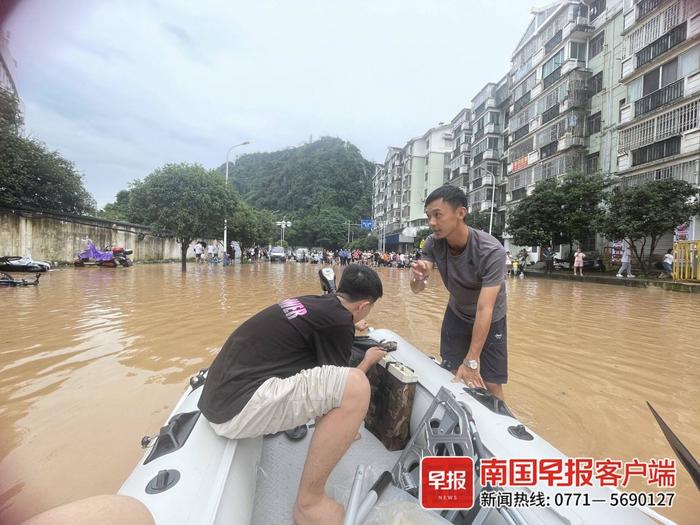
5, 0, 535, 206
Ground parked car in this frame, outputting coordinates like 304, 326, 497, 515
294, 248, 308, 262
269, 246, 287, 262
0, 256, 51, 272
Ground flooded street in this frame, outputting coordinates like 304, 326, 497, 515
0, 262, 698, 524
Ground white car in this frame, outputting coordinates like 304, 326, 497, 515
269, 247, 287, 262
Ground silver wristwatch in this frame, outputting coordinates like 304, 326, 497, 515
464, 358, 479, 370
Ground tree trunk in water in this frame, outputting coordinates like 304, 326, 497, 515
180, 241, 189, 273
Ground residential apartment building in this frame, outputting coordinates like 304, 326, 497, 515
469, 76, 510, 235
0, 29, 18, 98
372, 0, 700, 252
505, 0, 593, 220
446, 108, 471, 195
373, 124, 452, 251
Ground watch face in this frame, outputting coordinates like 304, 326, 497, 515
467, 359, 478, 369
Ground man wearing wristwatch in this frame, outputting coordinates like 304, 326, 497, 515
410, 185, 508, 400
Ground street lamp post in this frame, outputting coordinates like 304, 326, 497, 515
482, 168, 498, 236
224, 141, 250, 264
276, 217, 292, 245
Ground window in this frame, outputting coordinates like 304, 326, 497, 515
590, 72, 603, 94
589, 0, 606, 21
543, 48, 564, 78
487, 137, 499, 149
618, 98, 626, 122
642, 57, 679, 96
570, 42, 586, 61
587, 112, 602, 134
586, 153, 599, 173
589, 32, 604, 59
489, 112, 500, 125
680, 45, 700, 77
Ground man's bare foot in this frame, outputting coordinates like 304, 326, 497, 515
293, 496, 344, 525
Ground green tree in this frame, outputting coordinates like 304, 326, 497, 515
228, 202, 276, 248
598, 179, 699, 272
128, 163, 239, 272
507, 178, 562, 248
349, 234, 378, 251
98, 189, 132, 221
507, 172, 607, 257
0, 88, 96, 214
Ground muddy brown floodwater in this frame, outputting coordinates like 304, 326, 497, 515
0, 262, 698, 524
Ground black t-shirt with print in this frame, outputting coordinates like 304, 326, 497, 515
198, 294, 354, 424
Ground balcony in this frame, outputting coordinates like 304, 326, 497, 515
631, 136, 681, 166
636, 0, 665, 21
511, 187, 528, 202
512, 124, 530, 143
635, 79, 685, 117
544, 30, 563, 55
513, 91, 531, 114
543, 66, 562, 89
541, 104, 560, 125
540, 141, 558, 160
472, 177, 483, 189
473, 128, 485, 142
636, 22, 687, 68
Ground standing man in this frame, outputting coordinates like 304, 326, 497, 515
543, 245, 555, 275
410, 186, 508, 400
616, 242, 635, 278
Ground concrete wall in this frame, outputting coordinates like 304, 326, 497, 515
0, 208, 188, 264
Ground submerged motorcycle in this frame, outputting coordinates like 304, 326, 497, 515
74, 240, 134, 268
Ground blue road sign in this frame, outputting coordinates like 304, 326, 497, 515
361, 219, 374, 230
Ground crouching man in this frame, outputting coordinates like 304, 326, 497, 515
198, 264, 385, 525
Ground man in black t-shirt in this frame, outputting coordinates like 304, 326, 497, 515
198, 264, 384, 525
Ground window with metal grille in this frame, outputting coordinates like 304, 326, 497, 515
589, 32, 605, 59
625, 1, 681, 57
511, 187, 528, 201
587, 112, 602, 134
620, 159, 699, 188
508, 137, 534, 162
631, 136, 681, 166
618, 100, 698, 152
586, 153, 600, 173
589, 72, 603, 94
636, 22, 687, 68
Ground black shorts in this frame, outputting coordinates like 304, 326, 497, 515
440, 307, 508, 384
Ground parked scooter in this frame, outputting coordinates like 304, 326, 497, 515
74, 239, 134, 268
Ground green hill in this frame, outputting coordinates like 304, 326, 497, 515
222, 137, 373, 217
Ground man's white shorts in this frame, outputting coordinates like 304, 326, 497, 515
209, 365, 351, 440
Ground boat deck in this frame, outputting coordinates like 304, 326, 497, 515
252, 424, 446, 524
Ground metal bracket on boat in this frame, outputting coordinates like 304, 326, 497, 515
392, 387, 478, 495
188, 368, 208, 392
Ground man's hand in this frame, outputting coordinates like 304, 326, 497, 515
452, 364, 487, 389
411, 260, 430, 282
355, 320, 370, 332
357, 346, 387, 373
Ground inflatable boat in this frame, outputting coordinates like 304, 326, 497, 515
119, 332, 674, 524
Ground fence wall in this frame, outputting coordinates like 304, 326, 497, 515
0, 208, 186, 264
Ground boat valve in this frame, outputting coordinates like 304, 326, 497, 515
141, 434, 157, 448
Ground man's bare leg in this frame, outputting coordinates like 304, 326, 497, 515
293, 368, 370, 525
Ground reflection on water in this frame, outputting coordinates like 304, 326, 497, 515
0, 263, 698, 523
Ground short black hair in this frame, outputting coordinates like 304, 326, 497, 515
425, 185, 468, 210
337, 264, 383, 303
